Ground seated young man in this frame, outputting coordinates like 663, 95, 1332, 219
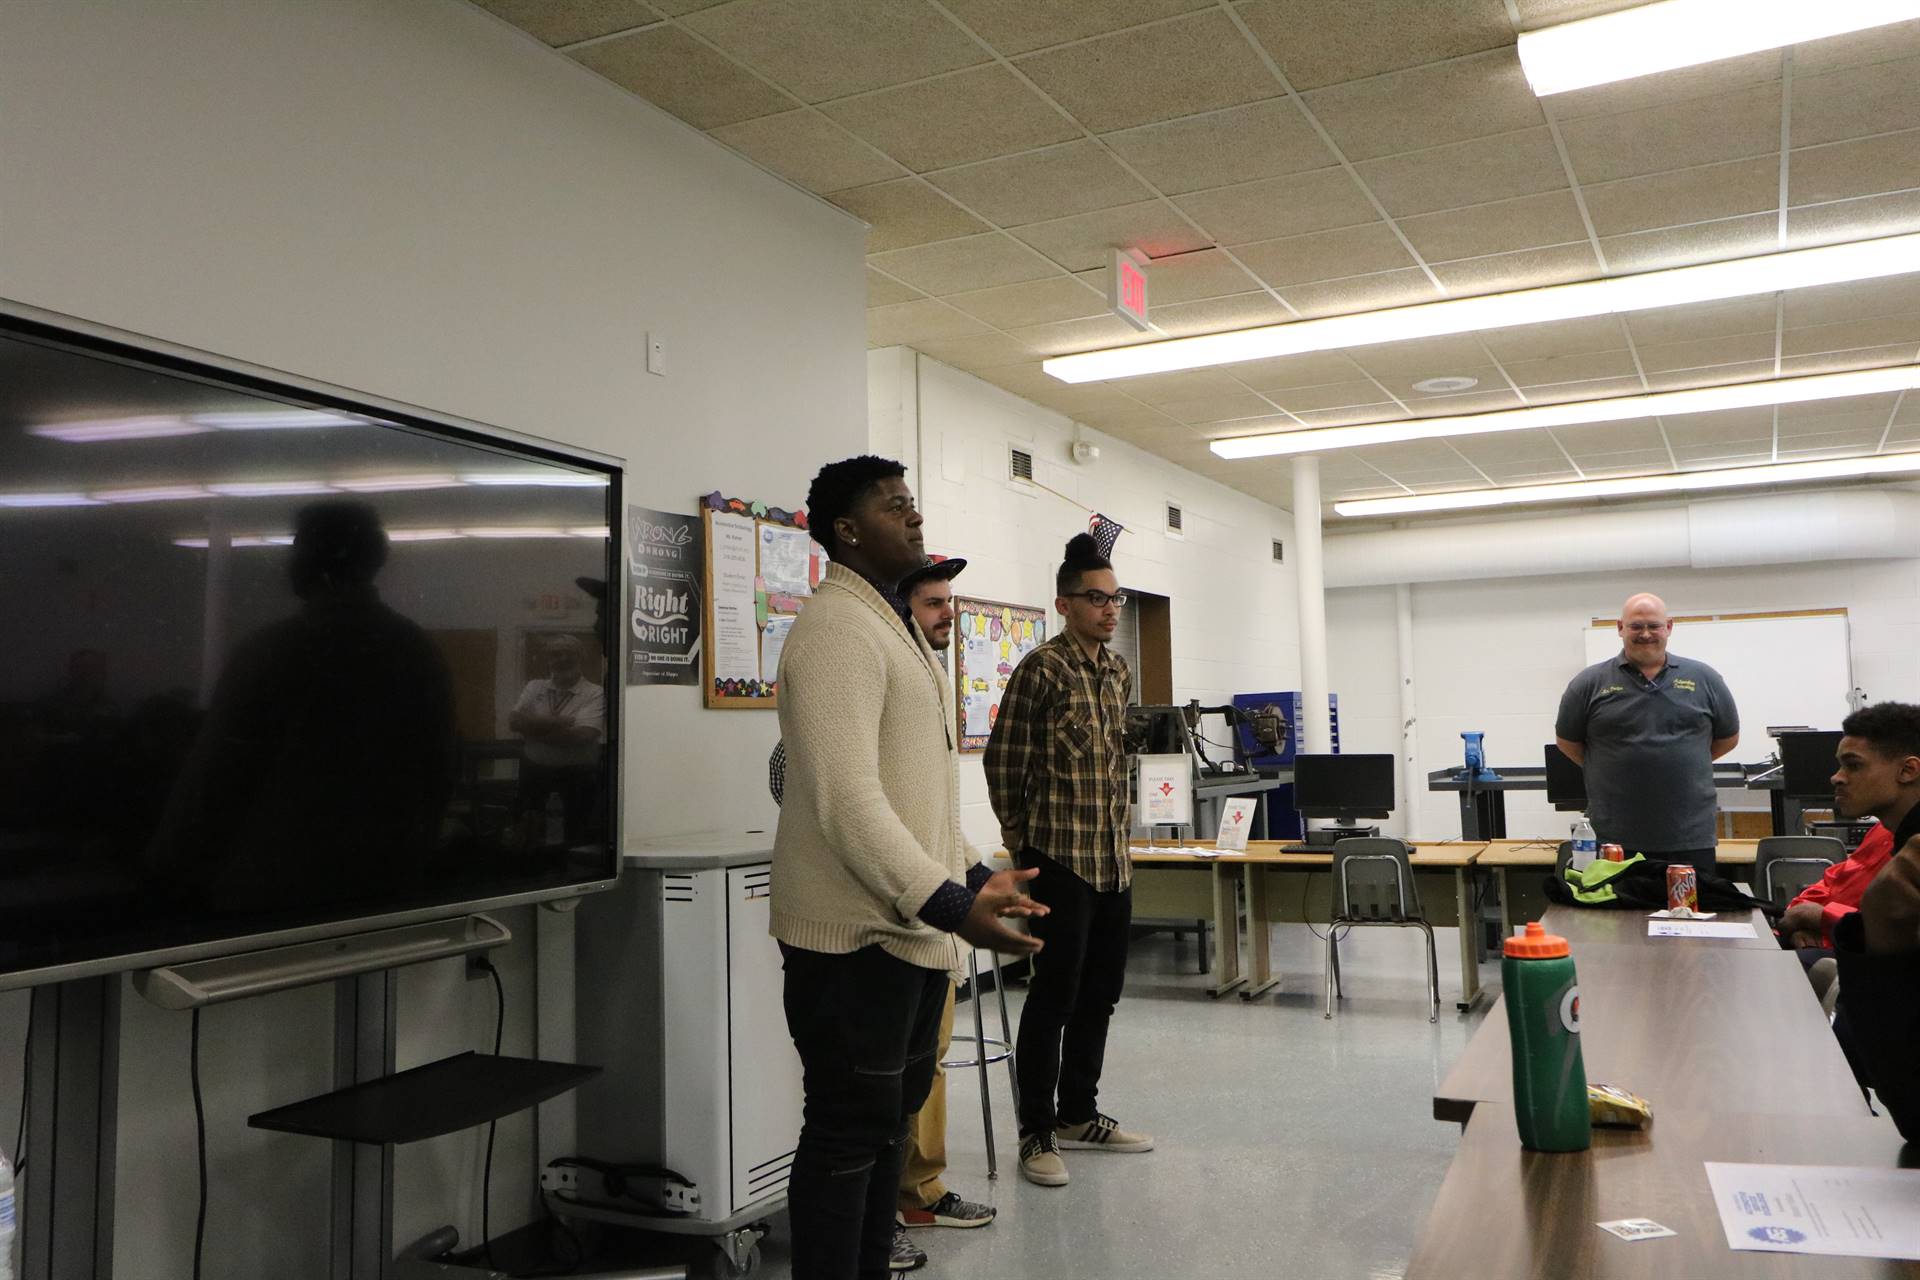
1777, 823, 1893, 957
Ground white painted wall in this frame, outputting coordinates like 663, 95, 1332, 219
0, 0, 866, 1274
874, 351, 1302, 848
1330, 555, 1920, 841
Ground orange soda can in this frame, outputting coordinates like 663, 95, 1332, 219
1601, 843, 1626, 862
1667, 864, 1699, 912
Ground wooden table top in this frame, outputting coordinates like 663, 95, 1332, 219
1128, 839, 1488, 869
1479, 839, 1762, 867
1433, 943, 1868, 1125
1408, 1102, 1918, 1278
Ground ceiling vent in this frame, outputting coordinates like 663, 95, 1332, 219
1165, 502, 1185, 536
1272, 539, 1285, 563
1008, 445, 1034, 483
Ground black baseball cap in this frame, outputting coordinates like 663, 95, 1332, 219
899, 556, 967, 592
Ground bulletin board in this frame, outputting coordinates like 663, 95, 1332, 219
954, 597, 1049, 752
701, 493, 824, 709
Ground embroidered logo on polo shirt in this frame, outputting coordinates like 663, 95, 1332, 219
1674, 679, 1697, 692
1599, 685, 1625, 696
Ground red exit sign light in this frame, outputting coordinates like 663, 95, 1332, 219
1109, 248, 1150, 331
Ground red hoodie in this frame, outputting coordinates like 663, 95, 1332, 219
1787, 823, 1894, 946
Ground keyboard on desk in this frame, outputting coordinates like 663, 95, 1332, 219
1278, 844, 1314, 854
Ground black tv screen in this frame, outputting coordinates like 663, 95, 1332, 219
1293, 753, 1395, 818
0, 315, 621, 988
1780, 730, 1843, 800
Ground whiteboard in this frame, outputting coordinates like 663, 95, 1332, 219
1582, 613, 1854, 765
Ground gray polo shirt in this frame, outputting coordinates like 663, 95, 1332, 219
1554, 651, 1738, 853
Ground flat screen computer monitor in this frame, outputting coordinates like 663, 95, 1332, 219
1544, 743, 1587, 811
1293, 753, 1395, 820
1780, 730, 1844, 800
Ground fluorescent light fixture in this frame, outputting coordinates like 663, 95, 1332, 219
1044, 231, 1920, 384
206, 480, 337, 497
386, 528, 464, 542
1334, 451, 1920, 518
1518, 0, 1920, 97
1213, 364, 1920, 459
191, 410, 365, 431
569, 525, 612, 539
30, 416, 213, 443
0, 492, 103, 508
173, 537, 210, 549
461, 471, 608, 487
92, 485, 216, 503
461, 526, 574, 538
332, 473, 463, 493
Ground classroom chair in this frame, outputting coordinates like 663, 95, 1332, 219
1754, 835, 1844, 908
1325, 837, 1440, 1024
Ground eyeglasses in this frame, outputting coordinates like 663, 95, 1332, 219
1622, 622, 1669, 634
1066, 590, 1128, 608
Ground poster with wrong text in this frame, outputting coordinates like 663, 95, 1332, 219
627, 506, 703, 687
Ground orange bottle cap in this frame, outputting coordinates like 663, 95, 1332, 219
1504, 920, 1570, 959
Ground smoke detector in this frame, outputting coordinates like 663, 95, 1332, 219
1071, 440, 1100, 465
1412, 375, 1479, 393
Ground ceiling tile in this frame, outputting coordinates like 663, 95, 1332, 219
1557, 420, 1669, 453
1006, 313, 1164, 355
1398, 191, 1587, 262
1642, 360, 1777, 391
830, 179, 990, 251
1793, 55, 1920, 149
943, 275, 1109, 327
867, 232, 1058, 294
1079, 405, 1183, 433
910, 332, 1040, 371
866, 299, 990, 346
1432, 244, 1599, 295
1544, 50, 1782, 122
1598, 214, 1777, 273
1559, 82, 1782, 185
1347, 335, 1500, 378
1792, 18, 1920, 76
1100, 99, 1333, 196
1523, 375, 1650, 404
1355, 128, 1569, 218
1580, 157, 1780, 238
868, 267, 924, 306
1367, 364, 1508, 400
928, 140, 1152, 227
1453, 430, 1570, 463
820, 67, 1079, 173
1173, 168, 1379, 246
1236, 0, 1514, 92
709, 109, 904, 193
1571, 454, 1675, 478
1267, 379, 1395, 412
1513, 0, 1640, 23
1155, 392, 1282, 424
1147, 292, 1294, 337
683, 0, 987, 103
1122, 369, 1259, 406
649, 0, 730, 12
1785, 276, 1920, 328
1078, 247, 1263, 306
1663, 405, 1773, 441
1234, 351, 1366, 391
1280, 268, 1441, 317
1778, 396, 1898, 429
570, 25, 791, 129
1500, 349, 1641, 387
1409, 388, 1527, 415
1634, 333, 1777, 373
1479, 316, 1629, 362
1786, 190, 1920, 248
473, 0, 658, 46
939, 0, 1214, 57
1234, 222, 1415, 288
1293, 403, 1408, 427
1012, 200, 1214, 271
1302, 49, 1546, 164
1012, 10, 1280, 134
1784, 315, 1920, 358
1778, 346, 1920, 377
1624, 295, 1778, 345
1789, 128, 1920, 207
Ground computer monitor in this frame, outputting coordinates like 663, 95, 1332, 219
1779, 730, 1844, 799
1544, 743, 1587, 811
1293, 753, 1395, 820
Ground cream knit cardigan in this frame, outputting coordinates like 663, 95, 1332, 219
771, 563, 975, 974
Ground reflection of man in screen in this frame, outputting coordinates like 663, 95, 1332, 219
147, 500, 455, 913
510, 634, 604, 845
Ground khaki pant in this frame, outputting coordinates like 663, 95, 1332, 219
898, 981, 954, 1211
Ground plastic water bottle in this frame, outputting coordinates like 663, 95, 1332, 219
0, 1143, 17, 1280
1503, 922, 1590, 1152
1570, 815, 1598, 872
543, 791, 565, 847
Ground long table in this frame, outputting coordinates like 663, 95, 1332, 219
1481, 839, 1762, 938
1130, 840, 1489, 1008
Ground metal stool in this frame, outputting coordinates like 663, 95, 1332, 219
940, 947, 1020, 1177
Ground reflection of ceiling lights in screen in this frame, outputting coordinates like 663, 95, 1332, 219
29, 411, 366, 442
0, 471, 610, 507
173, 525, 608, 548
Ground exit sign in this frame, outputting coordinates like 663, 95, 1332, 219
1109, 248, 1150, 331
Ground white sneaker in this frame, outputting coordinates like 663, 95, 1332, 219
1019, 1130, 1069, 1186
1056, 1112, 1153, 1152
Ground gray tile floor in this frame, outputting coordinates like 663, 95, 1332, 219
744, 923, 1494, 1280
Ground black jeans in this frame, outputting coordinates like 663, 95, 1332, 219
781, 943, 947, 1280
1014, 850, 1133, 1135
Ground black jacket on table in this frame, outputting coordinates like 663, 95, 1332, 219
1833, 802, 1920, 1140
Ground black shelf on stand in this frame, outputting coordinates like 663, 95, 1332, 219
250, 1051, 600, 1145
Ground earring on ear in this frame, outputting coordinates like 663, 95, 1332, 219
848, 538, 859, 546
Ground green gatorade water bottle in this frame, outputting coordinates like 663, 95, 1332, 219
1502, 921, 1590, 1152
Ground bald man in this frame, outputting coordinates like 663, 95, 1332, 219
1555, 594, 1740, 877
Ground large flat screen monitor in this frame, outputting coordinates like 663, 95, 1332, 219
0, 313, 621, 989
1293, 753, 1394, 819
1544, 743, 1587, 811
1780, 730, 1844, 800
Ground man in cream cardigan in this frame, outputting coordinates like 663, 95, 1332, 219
773, 456, 1044, 1280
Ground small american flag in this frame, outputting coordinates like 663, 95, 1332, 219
1088, 512, 1124, 557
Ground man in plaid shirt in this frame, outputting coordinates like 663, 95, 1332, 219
986, 533, 1154, 1188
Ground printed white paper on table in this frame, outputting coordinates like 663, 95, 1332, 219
758, 523, 812, 597
1136, 754, 1192, 827
709, 511, 760, 683
1215, 798, 1258, 852
1705, 1162, 1920, 1260
1597, 1218, 1676, 1242
1647, 920, 1758, 939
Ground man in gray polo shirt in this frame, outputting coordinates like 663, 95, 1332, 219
1555, 593, 1740, 877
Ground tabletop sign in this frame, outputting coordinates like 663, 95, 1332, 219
1137, 753, 1192, 828
1216, 797, 1257, 851
1109, 248, 1150, 331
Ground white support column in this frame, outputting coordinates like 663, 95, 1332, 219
1396, 581, 1420, 838
1292, 456, 1331, 755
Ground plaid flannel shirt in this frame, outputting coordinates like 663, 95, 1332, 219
984, 632, 1133, 891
